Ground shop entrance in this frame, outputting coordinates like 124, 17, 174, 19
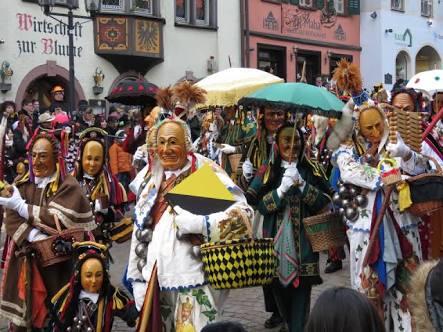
296, 50, 321, 85
25, 75, 69, 111
257, 44, 286, 81
416, 46, 441, 73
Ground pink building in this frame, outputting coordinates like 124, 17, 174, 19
241, 0, 361, 84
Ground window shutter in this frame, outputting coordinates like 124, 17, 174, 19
348, 0, 360, 15
315, 0, 325, 9
328, 0, 334, 10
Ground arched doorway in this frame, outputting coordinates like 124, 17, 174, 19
15, 61, 86, 111
415, 46, 441, 73
395, 51, 411, 81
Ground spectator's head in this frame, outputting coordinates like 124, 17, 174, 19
114, 129, 126, 145
305, 287, 385, 332
38, 111, 55, 130
201, 321, 247, 332
1, 100, 16, 117
22, 98, 34, 114
315, 76, 323, 87
83, 108, 95, 123
51, 85, 65, 102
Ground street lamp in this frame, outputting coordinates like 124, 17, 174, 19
38, 0, 101, 116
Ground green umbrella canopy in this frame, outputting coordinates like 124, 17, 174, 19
239, 82, 344, 118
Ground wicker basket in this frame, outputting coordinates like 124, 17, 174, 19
303, 199, 346, 252
378, 158, 402, 186
31, 215, 85, 267
200, 238, 276, 289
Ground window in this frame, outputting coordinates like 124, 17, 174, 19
299, 0, 314, 8
421, 0, 433, 17
132, 0, 153, 15
101, 0, 124, 10
175, 0, 217, 28
391, 0, 404, 11
100, 0, 157, 15
334, 0, 345, 14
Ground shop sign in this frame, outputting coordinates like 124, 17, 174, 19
15, 12, 84, 57
283, 9, 326, 39
263, 11, 279, 31
394, 28, 412, 47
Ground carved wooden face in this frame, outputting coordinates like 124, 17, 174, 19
278, 126, 301, 162
392, 93, 415, 112
264, 108, 285, 134
82, 141, 104, 177
80, 258, 104, 294
157, 122, 188, 170
359, 107, 385, 144
31, 138, 56, 178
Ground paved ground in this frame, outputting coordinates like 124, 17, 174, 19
0, 234, 350, 331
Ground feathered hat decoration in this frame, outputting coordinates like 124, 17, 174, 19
333, 59, 369, 106
171, 81, 207, 119
155, 86, 175, 113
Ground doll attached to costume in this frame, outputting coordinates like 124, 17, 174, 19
75, 128, 131, 247
51, 241, 138, 331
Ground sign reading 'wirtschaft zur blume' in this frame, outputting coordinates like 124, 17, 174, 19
15, 12, 85, 57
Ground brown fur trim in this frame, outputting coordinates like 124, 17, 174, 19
171, 81, 207, 107
332, 59, 363, 94
409, 260, 439, 332
155, 86, 174, 111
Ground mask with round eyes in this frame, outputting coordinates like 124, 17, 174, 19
278, 127, 302, 162
264, 108, 285, 134
80, 258, 104, 294
392, 93, 415, 112
32, 138, 56, 178
82, 140, 104, 177
157, 122, 188, 170
359, 107, 385, 144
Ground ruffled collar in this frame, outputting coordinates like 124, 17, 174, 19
79, 290, 99, 304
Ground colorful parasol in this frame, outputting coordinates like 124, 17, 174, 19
195, 67, 284, 107
165, 163, 235, 215
406, 70, 443, 98
105, 79, 158, 106
239, 82, 344, 118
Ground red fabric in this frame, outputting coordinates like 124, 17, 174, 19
367, 198, 380, 266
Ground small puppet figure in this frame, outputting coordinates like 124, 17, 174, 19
51, 241, 138, 331
176, 297, 197, 332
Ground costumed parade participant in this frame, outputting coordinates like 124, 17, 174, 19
51, 241, 138, 331
328, 60, 434, 331
193, 110, 224, 162
0, 131, 95, 330
75, 128, 130, 247
127, 118, 253, 331
246, 123, 330, 332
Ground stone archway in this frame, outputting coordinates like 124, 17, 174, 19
415, 46, 441, 74
15, 60, 86, 110
395, 50, 411, 81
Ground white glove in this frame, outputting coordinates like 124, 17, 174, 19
386, 133, 412, 160
220, 144, 236, 154
5, 136, 12, 148
133, 147, 147, 163
132, 281, 147, 311
277, 167, 306, 198
27, 228, 49, 242
0, 186, 28, 219
94, 200, 108, 214
173, 206, 205, 235
277, 175, 294, 198
242, 159, 255, 181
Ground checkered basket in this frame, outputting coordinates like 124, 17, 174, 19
200, 238, 276, 290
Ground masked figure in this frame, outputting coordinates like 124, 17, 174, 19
51, 241, 137, 331
75, 128, 130, 247
193, 111, 224, 162
329, 103, 433, 332
127, 118, 253, 331
0, 132, 95, 330
246, 124, 330, 332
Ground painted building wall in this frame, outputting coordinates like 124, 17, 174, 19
0, 1, 241, 105
361, 0, 443, 91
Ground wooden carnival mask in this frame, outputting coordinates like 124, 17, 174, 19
359, 107, 385, 144
80, 257, 104, 294
278, 126, 302, 162
202, 112, 215, 132
157, 122, 188, 171
31, 137, 56, 178
264, 108, 285, 135
391, 92, 415, 112
82, 140, 104, 177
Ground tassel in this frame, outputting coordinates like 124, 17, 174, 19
396, 181, 413, 212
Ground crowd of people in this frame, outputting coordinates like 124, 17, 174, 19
0, 62, 441, 332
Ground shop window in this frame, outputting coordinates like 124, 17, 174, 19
391, 0, 404, 11
175, 0, 217, 28
421, 0, 433, 17
334, 0, 345, 14
257, 45, 286, 81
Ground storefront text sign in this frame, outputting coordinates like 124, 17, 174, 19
394, 28, 412, 47
283, 9, 326, 39
15, 12, 84, 57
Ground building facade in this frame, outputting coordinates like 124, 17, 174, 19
241, 0, 361, 84
0, 0, 241, 112
361, 0, 443, 91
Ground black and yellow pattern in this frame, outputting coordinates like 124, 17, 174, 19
200, 238, 276, 289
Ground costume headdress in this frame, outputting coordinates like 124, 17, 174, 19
333, 59, 369, 106
171, 81, 207, 119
